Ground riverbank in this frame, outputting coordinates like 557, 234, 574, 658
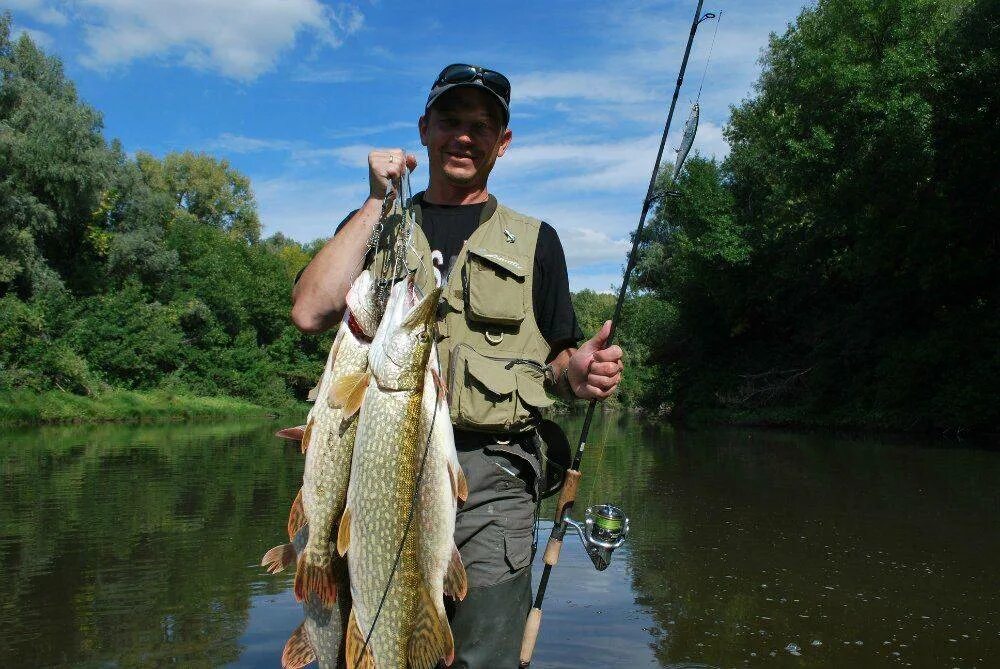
0, 389, 304, 426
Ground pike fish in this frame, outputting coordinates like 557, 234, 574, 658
263, 270, 380, 608
332, 278, 467, 669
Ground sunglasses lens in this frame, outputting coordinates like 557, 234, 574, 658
438, 64, 477, 85
481, 71, 511, 102
435, 64, 510, 104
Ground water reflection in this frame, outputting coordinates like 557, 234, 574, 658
0, 417, 997, 667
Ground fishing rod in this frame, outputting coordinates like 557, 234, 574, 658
519, 2, 717, 665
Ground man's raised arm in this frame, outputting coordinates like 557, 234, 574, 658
290, 149, 417, 333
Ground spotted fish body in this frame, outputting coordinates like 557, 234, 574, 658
334, 280, 462, 669
295, 271, 377, 606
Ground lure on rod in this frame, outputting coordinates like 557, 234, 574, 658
518, 2, 718, 666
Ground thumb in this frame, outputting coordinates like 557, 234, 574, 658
580, 320, 612, 353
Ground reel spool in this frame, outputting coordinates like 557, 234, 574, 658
564, 503, 630, 571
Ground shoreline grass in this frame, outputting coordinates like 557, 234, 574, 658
0, 389, 305, 426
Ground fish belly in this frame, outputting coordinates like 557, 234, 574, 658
347, 384, 424, 669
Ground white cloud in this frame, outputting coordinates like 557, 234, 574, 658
75, 0, 364, 81
256, 176, 368, 241
6, 0, 67, 26
513, 70, 660, 105
206, 133, 301, 154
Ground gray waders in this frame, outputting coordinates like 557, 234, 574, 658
446, 431, 541, 668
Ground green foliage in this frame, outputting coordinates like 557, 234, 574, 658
633, 0, 998, 431
0, 20, 329, 412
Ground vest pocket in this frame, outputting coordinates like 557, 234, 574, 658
464, 247, 528, 326
449, 345, 555, 433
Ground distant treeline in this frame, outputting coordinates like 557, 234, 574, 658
0, 14, 330, 409
2, 0, 997, 432
575, 0, 998, 432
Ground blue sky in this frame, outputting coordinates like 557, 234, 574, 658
8, 0, 810, 292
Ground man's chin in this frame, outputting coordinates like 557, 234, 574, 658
442, 168, 479, 186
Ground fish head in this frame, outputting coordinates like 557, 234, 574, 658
345, 270, 381, 339
373, 284, 443, 390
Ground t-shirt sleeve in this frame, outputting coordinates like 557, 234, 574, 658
293, 209, 358, 285
533, 222, 583, 356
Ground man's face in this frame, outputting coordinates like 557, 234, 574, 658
419, 87, 512, 188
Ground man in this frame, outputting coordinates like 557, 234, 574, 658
291, 63, 624, 667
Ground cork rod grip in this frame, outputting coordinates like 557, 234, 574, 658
555, 469, 582, 521
519, 607, 543, 667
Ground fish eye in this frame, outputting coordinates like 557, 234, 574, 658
417, 330, 429, 343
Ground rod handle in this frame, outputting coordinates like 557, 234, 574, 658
519, 606, 543, 667
555, 469, 581, 521
543, 536, 562, 566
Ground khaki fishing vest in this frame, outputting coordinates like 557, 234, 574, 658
367, 193, 554, 434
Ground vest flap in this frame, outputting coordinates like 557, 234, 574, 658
515, 371, 555, 408
466, 355, 517, 396
467, 247, 528, 278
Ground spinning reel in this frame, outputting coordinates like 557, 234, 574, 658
563, 503, 630, 571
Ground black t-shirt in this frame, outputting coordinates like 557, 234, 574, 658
330, 199, 583, 357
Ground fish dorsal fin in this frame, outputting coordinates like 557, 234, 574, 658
408, 586, 455, 669
287, 488, 306, 540
447, 461, 468, 504
443, 545, 468, 601
329, 372, 369, 418
299, 419, 314, 454
261, 542, 297, 574
281, 621, 316, 669
336, 506, 352, 557
293, 554, 338, 607
275, 425, 306, 443
346, 608, 375, 669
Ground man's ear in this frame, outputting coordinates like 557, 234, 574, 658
496, 127, 513, 157
418, 114, 429, 146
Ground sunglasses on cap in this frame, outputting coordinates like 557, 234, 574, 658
432, 63, 511, 105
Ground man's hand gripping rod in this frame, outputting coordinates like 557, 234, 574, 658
519, 2, 715, 665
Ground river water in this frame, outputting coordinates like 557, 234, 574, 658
0, 415, 996, 668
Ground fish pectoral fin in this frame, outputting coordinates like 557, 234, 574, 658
336, 506, 351, 557
330, 372, 370, 417
275, 424, 307, 442
409, 586, 455, 669
443, 545, 468, 601
287, 488, 306, 541
430, 367, 447, 401
293, 553, 338, 607
300, 419, 314, 454
447, 461, 469, 504
346, 608, 375, 669
281, 621, 316, 669
261, 542, 297, 574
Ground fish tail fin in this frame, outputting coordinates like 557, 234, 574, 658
336, 506, 352, 556
443, 544, 468, 601
329, 372, 369, 418
293, 553, 338, 607
261, 542, 297, 574
275, 424, 306, 442
346, 608, 376, 669
286, 488, 306, 540
281, 621, 316, 669
408, 586, 455, 669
